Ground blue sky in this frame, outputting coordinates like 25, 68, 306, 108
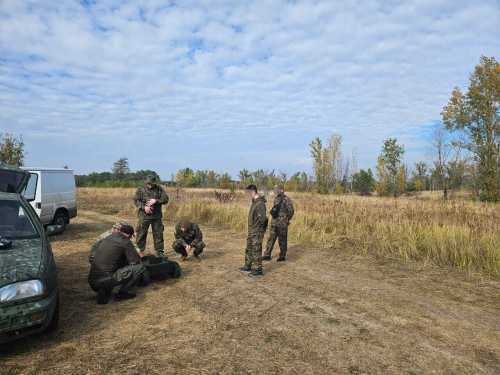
1, 0, 499, 179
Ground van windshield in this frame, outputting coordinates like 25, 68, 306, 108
0, 200, 39, 240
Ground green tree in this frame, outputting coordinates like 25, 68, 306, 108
310, 137, 333, 194
412, 161, 429, 191
352, 169, 375, 195
218, 172, 232, 189
442, 56, 500, 201
238, 169, 252, 186
175, 168, 196, 187
0, 133, 25, 166
112, 157, 130, 178
378, 138, 405, 197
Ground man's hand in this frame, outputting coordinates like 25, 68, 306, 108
139, 251, 145, 258
144, 206, 153, 215
147, 199, 157, 206
185, 244, 192, 253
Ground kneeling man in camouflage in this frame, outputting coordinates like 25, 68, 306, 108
88, 223, 146, 304
172, 220, 205, 261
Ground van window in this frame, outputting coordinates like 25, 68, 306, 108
43, 172, 75, 192
23, 173, 38, 201
0, 200, 38, 240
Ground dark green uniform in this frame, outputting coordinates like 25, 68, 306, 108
172, 222, 205, 257
134, 184, 169, 256
88, 232, 145, 294
245, 195, 267, 271
264, 193, 294, 259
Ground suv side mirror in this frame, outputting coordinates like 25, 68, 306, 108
46, 224, 63, 236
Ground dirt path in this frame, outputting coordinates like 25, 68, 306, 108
1, 210, 499, 374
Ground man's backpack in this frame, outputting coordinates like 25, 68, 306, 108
142, 255, 182, 281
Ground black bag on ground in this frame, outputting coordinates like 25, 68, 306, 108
141, 255, 182, 281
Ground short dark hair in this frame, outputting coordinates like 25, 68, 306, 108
120, 224, 135, 237
245, 184, 258, 193
179, 219, 191, 229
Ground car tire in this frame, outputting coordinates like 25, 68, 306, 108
52, 211, 68, 233
44, 293, 59, 333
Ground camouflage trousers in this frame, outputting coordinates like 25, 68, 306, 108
172, 239, 205, 257
89, 264, 146, 294
136, 218, 165, 256
245, 231, 265, 271
264, 224, 288, 259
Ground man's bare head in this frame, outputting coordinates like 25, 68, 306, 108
179, 219, 191, 232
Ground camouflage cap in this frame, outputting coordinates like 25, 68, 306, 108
119, 223, 135, 237
145, 175, 158, 184
112, 221, 129, 230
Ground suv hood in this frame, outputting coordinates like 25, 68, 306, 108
0, 238, 43, 288
0, 164, 29, 193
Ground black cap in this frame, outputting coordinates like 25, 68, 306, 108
245, 184, 258, 193
120, 224, 135, 237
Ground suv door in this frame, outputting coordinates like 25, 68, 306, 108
0, 165, 29, 193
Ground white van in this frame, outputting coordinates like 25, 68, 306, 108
21, 168, 77, 232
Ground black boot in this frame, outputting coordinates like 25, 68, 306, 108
248, 269, 264, 277
115, 291, 136, 301
96, 288, 111, 305
277, 256, 286, 262
239, 266, 252, 272
262, 255, 272, 261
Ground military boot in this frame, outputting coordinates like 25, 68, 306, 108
248, 269, 264, 277
96, 288, 111, 305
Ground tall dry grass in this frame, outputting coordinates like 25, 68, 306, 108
78, 187, 500, 277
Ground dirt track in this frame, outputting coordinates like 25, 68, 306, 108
1, 210, 499, 374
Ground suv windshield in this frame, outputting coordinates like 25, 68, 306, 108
0, 200, 39, 240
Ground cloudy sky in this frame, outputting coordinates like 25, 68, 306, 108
1, 0, 499, 178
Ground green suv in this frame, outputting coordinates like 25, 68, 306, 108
0, 164, 60, 343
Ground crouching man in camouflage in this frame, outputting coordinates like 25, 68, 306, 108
89, 221, 141, 264
240, 184, 267, 277
88, 224, 146, 304
263, 185, 294, 262
172, 220, 205, 261
134, 175, 169, 257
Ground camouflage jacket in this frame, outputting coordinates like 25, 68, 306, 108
89, 230, 140, 264
248, 195, 267, 234
89, 233, 141, 278
174, 222, 203, 247
270, 193, 294, 226
134, 184, 169, 219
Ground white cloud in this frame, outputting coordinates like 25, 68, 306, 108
0, 0, 499, 176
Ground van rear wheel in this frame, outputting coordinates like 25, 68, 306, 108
53, 211, 68, 233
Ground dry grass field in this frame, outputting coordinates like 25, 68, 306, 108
1, 188, 499, 374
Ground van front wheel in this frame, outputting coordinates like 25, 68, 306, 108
53, 211, 68, 233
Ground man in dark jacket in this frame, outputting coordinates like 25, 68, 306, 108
240, 184, 267, 277
88, 224, 146, 304
134, 175, 169, 257
172, 220, 205, 260
263, 185, 295, 261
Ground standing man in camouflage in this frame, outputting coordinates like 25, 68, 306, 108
240, 184, 267, 277
134, 175, 169, 257
263, 185, 294, 262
